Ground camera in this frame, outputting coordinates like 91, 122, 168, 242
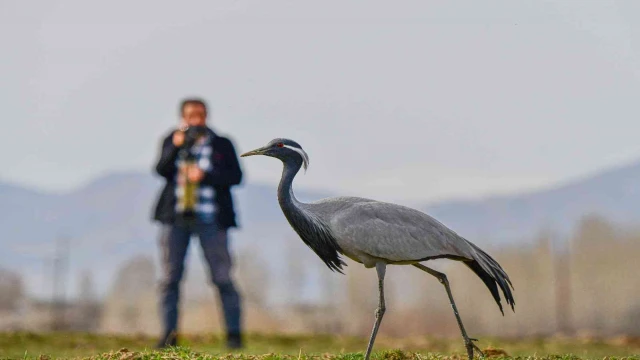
181, 125, 208, 150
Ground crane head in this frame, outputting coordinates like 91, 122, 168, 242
241, 138, 309, 171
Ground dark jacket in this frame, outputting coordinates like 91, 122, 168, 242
152, 127, 243, 229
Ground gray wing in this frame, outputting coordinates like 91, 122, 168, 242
307, 197, 475, 262
307, 196, 516, 313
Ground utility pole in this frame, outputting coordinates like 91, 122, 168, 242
51, 236, 70, 331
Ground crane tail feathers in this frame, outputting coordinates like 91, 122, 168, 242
465, 243, 515, 314
465, 260, 504, 314
328, 259, 348, 274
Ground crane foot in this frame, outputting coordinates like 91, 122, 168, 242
465, 337, 484, 359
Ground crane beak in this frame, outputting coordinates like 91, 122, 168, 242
240, 146, 268, 157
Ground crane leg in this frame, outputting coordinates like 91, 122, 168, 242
364, 262, 387, 360
413, 263, 484, 360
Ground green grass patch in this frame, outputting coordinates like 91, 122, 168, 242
0, 332, 638, 360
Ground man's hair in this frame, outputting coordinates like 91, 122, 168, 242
179, 98, 208, 116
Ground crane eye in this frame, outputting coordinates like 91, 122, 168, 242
276, 142, 284, 148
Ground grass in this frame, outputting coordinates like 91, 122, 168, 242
0, 332, 638, 360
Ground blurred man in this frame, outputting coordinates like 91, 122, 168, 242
152, 98, 243, 349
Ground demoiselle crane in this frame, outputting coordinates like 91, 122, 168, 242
241, 138, 515, 360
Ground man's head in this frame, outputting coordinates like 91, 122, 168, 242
180, 98, 208, 127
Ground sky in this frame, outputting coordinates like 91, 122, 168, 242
2, 0, 640, 203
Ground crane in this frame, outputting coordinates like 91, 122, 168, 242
241, 138, 515, 360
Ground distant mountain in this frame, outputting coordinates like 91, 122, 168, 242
2, 159, 640, 297
425, 160, 640, 243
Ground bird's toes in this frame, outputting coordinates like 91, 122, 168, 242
465, 339, 484, 358
471, 344, 485, 358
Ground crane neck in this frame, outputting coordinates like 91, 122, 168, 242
275, 156, 346, 273
277, 158, 303, 208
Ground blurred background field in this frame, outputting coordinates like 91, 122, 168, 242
2, 201, 639, 344
1, 332, 640, 359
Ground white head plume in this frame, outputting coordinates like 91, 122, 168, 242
284, 145, 309, 173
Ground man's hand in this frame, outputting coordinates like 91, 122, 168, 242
187, 164, 205, 183
172, 130, 185, 147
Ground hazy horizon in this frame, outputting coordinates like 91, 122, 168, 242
3, 0, 640, 202
2, 152, 639, 207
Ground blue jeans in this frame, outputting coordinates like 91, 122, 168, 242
158, 222, 241, 340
